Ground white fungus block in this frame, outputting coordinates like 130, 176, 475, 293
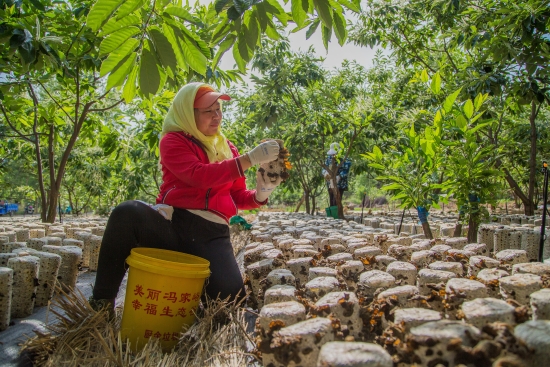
304, 276, 340, 300
530, 289, 550, 320
386, 261, 417, 286
378, 285, 420, 308
476, 268, 509, 297
428, 261, 463, 276
464, 243, 488, 256
337, 260, 364, 291
445, 278, 488, 318
266, 269, 295, 287
29, 229, 45, 239
7, 256, 39, 318
512, 262, 550, 277
357, 270, 395, 297
43, 236, 62, 246
347, 241, 369, 253
15, 229, 30, 242
309, 267, 338, 281
257, 301, 306, 336
353, 246, 382, 259
393, 307, 441, 332
410, 250, 439, 268
0, 267, 13, 331
1, 242, 27, 253
0, 253, 17, 266
372, 255, 396, 271
316, 341, 393, 367
88, 235, 102, 271
409, 241, 432, 252
514, 320, 550, 367
91, 227, 105, 236
430, 244, 452, 255
324, 244, 346, 255
262, 248, 285, 261
41, 245, 82, 291
314, 291, 362, 338
468, 256, 500, 276
409, 320, 481, 367
267, 317, 335, 367
386, 245, 413, 261
27, 238, 48, 251
495, 249, 528, 266
499, 273, 542, 304
32, 251, 62, 307
244, 243, 276, 265
264, 285, 298, 305
292, 248, 318, 259
521, 230, 540, 261
445, 237, 467, 249
50, 232, 66, 240
326, 252, 353, 264
461, 297, 515, 329
417, 268, 457, 296
276, 239, 295, 259
286, 257, 313, 286
3, 232, 16, 242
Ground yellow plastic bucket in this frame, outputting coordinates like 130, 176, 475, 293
120, 248, 210, 352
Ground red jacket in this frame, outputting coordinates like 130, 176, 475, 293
156, 132, 265, 222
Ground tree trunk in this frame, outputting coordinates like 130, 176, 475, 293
305, 191, 311, 214
526, 100, 538, 216
453, 212, 463, 237
421, 222, 433, 239
467, 215, 479, 243
294, 193, 305, 213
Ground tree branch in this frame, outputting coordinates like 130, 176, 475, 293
36, 80, 75, 123
89, 99, 124, 113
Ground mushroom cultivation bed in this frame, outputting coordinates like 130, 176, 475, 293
244, 211, 550, 367
0, 217, 106, 334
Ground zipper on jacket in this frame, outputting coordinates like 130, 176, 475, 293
162, 186, 176, 203
205, 188, 212, 209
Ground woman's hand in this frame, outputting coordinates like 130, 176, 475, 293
255, 168, 282, 202
246, 141, 280, 166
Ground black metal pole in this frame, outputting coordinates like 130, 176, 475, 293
397, 208, 406, 235
360, 193, 366, 224
539, 162, 548, 262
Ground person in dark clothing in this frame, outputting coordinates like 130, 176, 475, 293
322, 143, 352, 206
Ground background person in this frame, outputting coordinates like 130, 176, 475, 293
322, 143, 352, 207
91, 82, 282, 312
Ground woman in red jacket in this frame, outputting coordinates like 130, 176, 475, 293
91, 82, 281, 311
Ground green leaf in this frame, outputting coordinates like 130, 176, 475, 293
332, 8, 346, 46
443, 87, 462, 113
321, 24, 331, 49
265, 25, 280, 40
313, 0, 332, 29
106, 52, 136, 90
456, 115, 467, 130
473, 93, 485, 111
87, 0, 125, 32
470, 111, 484, 124
382, 183, 403, 191
469, 121, 490, 134
99, 27, 140, 56
373, 145, 382, 158
306, 18, 320, 39
178, 23, 211, 58
180, 37, 207, 75
335, 0, 360, 12
211, 18, 230, 45
232, 38, 247, 73
213, 34, 236, 70
139, 42, 161, 99
291, 0, 308, 28
368, 163, 385, 170
244, 11, 259, 51
214, 0, 231, 13
463, 99, 474, 119
122, 64, 139, 103
163, 24, 188, 71
430, 71, 441, 95
265, 0, 288, 26
99, 14, 141, 36
237, 33, 251, 63
420, 69, 429, 83
164, 5, 202, 26
115, 0, 144, 20
149, 27, 177, 74
99, 38, 139, 77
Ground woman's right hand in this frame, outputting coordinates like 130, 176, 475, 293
246, 140, 280, 166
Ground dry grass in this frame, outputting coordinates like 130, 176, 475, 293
21, 286, 258, 367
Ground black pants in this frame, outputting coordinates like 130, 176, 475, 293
328, 188, 345, 206
93, 201, 245, 303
